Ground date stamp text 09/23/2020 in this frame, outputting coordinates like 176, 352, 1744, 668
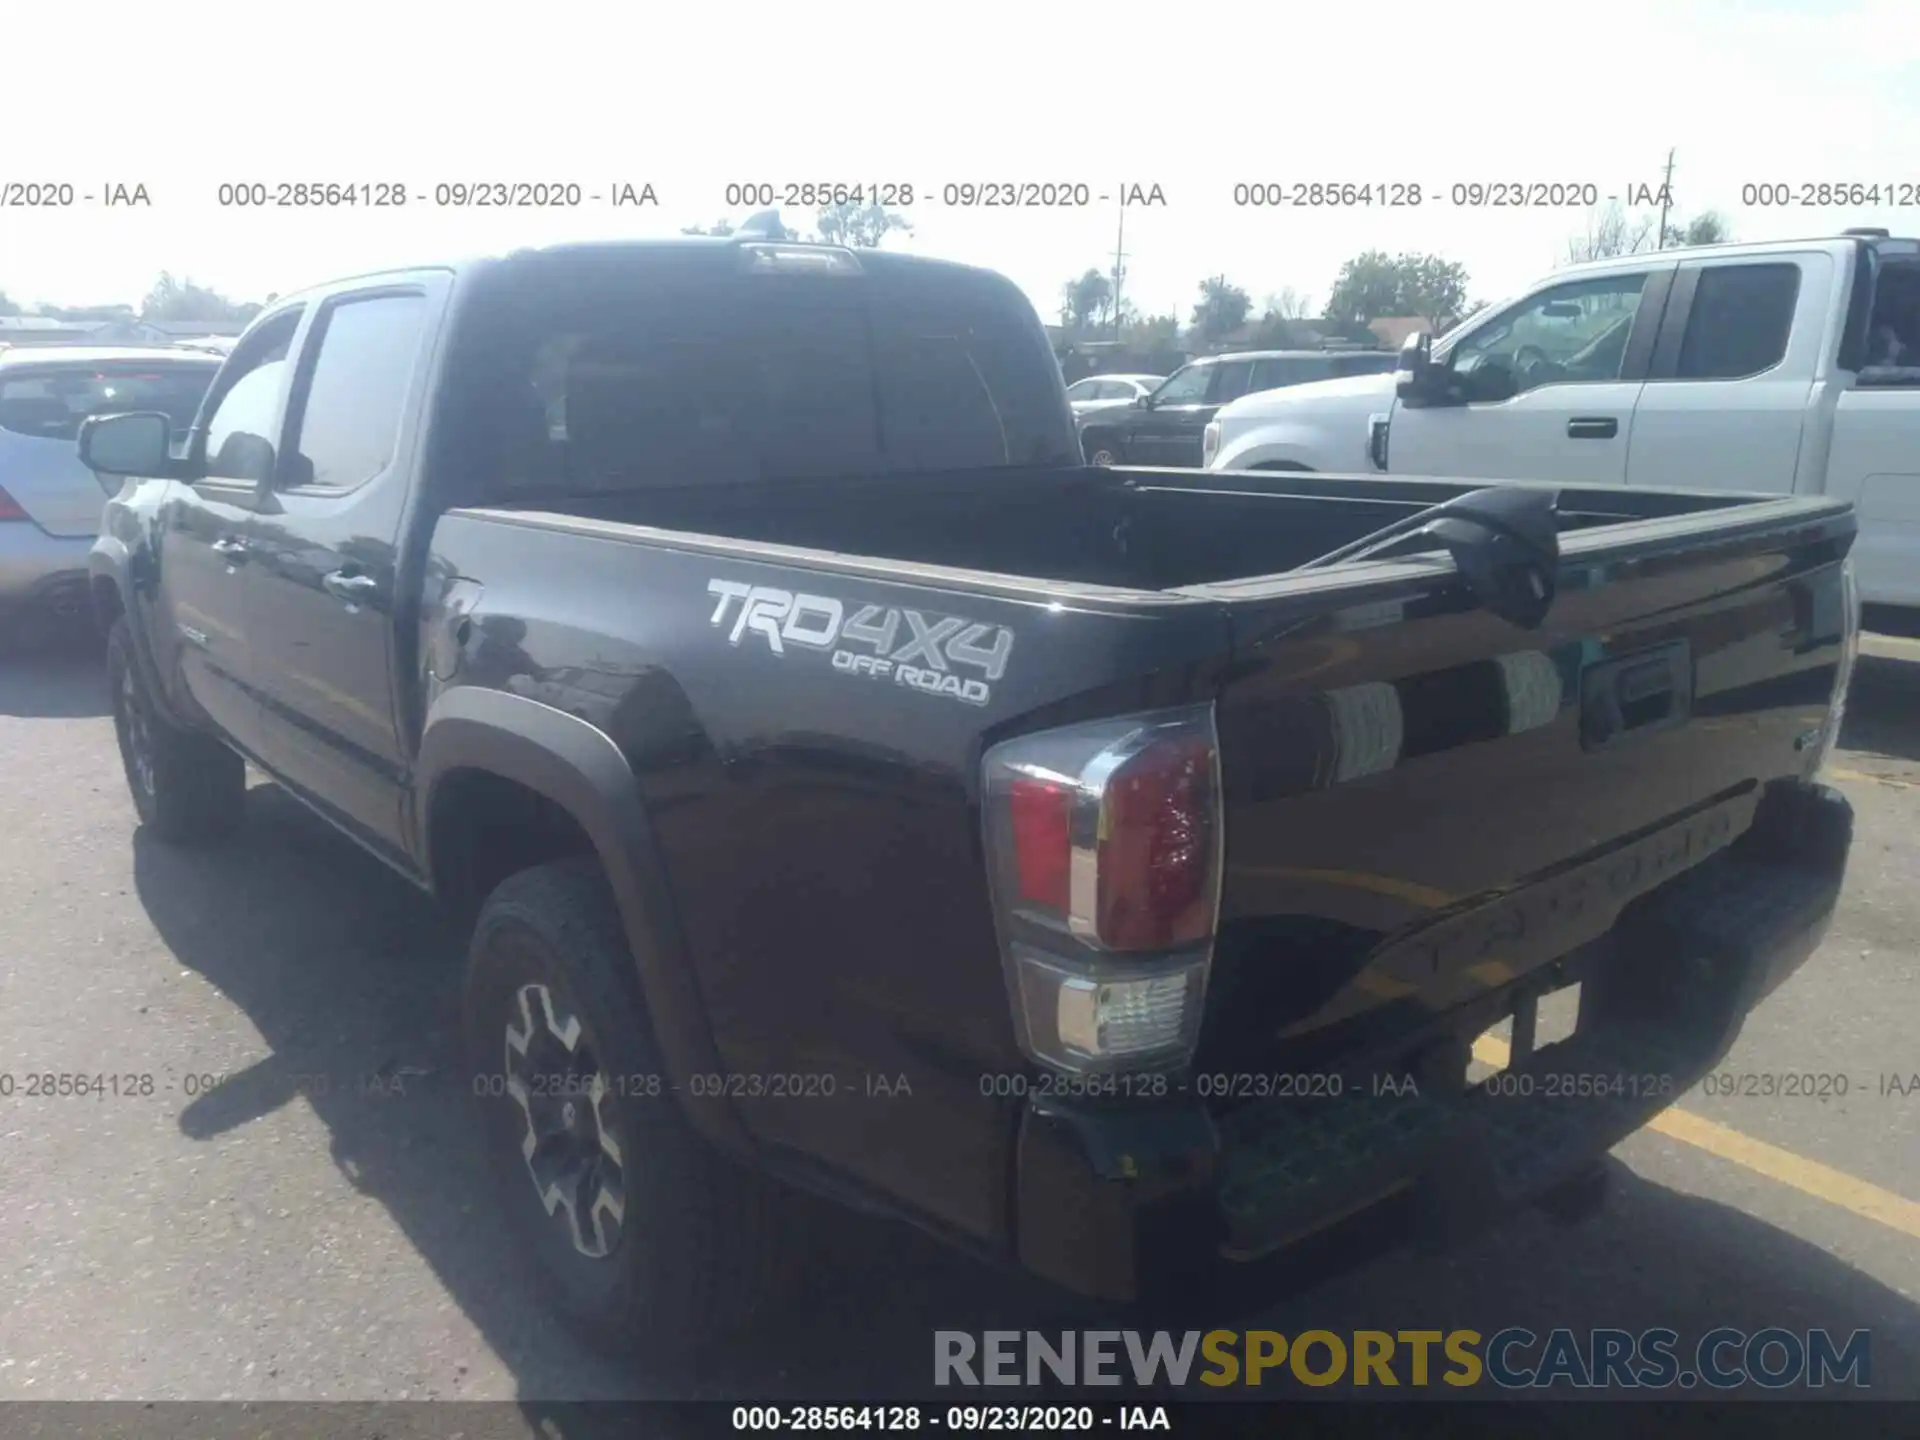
3, 176, 1916, 211
5, 1066, 1916, 1103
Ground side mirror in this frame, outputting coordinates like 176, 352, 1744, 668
78, 411, 172, 478
1395, 332, 1437, 402
211, 432, 277, 485
1134, 393, 1152, 409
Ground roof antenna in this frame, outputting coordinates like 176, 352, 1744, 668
735, 208, 793, 241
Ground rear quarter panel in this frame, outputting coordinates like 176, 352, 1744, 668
425, 509, 1231, 1245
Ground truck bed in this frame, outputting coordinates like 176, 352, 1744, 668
483, 465, 1776, 593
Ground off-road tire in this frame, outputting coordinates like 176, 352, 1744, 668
462, 857, 797, 1359
107, 618, 246, 843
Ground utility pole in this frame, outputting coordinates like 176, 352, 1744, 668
1656, 148, 1676, 249
1111, 198, 1128, 342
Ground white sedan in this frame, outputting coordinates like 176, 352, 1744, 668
1063, 372, 1163, 418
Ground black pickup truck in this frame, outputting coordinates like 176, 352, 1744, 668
83, 233, 1860, 1357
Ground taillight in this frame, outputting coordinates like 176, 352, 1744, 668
982, 704, 1222, 1073
1008, 775, 1073, 910
1096, 733, 1216, 949
0, 485, 28, 522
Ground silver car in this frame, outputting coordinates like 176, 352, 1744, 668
1063, 372, 1163, 418
0, 347, 221, 642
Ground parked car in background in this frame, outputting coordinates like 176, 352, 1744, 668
1063, 372, 1162, 417
1078, 347, 1397, 467
0, 347, 221, 646
1205, 228, 1920, 618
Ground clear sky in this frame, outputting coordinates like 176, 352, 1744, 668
4, 0, 1914, 323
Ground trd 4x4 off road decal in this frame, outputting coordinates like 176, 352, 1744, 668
706, 579, 1015, 706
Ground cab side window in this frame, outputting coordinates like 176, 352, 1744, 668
284, 294, 430, 492
1250, 357, 1310, 391
1673, 263, 1800, 380
1448, 273, 1649, 398
202, 310, 302, 483
1859, 260, 1920, 385
1210, 360, 1255, 403
1150, 365, 1212, 405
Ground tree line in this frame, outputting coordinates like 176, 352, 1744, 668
0, 272, 268, 325
682, 188, 1730, 354
681, 198, 914, 249
1059, 253, 1475, 352
1059, 191, 1732, 353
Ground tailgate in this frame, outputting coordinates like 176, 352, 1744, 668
1198, 496, 1855, 1074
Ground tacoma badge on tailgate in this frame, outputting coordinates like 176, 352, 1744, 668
705, 579, 1015, 706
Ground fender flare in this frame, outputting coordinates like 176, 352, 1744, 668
87, 537, 132, 631
415, 685, 748, 1155
88, 538, 195, 731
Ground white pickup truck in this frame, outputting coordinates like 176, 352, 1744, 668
1205, 228, 1920, 613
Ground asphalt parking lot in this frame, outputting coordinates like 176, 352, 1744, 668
0, 634, 1916, 1411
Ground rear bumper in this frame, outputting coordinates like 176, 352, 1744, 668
0, 523, 94, 616
1011, 780, 1852, 1303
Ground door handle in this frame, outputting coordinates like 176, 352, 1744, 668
210, 537, 250, 563
1567, 416, 1619, 439
322, 569, 379, 606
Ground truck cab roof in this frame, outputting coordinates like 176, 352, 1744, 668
1547, 230, 1920, 287
262, 235, 1002, 306
230, 235, 1030, 360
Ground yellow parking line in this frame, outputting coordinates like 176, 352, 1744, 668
1472, 1034, 1920, 1241
1860, 633, 1920, 661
